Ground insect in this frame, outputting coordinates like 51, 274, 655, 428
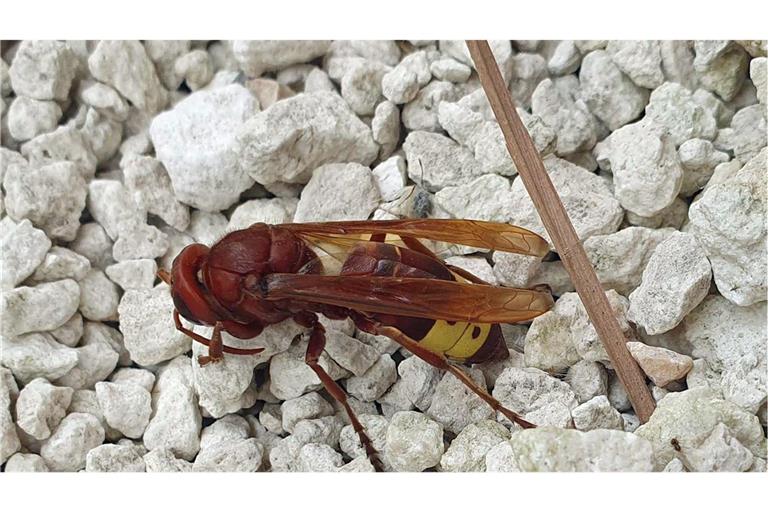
158, 219, 554, 471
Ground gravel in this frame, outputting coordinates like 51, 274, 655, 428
1, 39, 764, 473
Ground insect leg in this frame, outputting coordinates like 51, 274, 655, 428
172, 310, 265, 366
294, 311, 384, 472
372, 323, 535, 429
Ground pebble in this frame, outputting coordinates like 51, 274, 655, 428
237, 91, 378, 186
547, 40, 581, 76
396, 355, 443, 411
281, 392, 335, 434
7, 96, 62, 141
0, 368, 21, 464
508, 53, 548, 110
117, 284, 191, 366
70, 223, 114, 270
627, 232, 712, 334
78, 268, 119, 321
194, 438, 264, 472
121, 155, 190, 231
187, 210, 228, 246
339, 414, 388, 461
324, 329, 380, 377
644, 82, 718, 145
695, 43, 749, 101
9, 40, 77, 101
338, 456, 376, 472
86, 443, 146, 472
19, 124, 98, 179
245, 78, 295, 110
677, 138, 730, 196
227, 197, 297, 230
346, 354, 397, 402
4, 452, 49, 472
626, 342, 693, 388
435, 174, 513, 222
293, 163, 380, 222
584, 227, 675, 296
440, 420, 510, 472
565, 360, 609, 404
606, 40, 664, 89
105, 259, 157, 291
150, 84, 257, 211
49, 313, 83, 347
531, 77, 596, 156
683, 422, 754, 472
381, 51, 430, 105
77, 80, 130, 122
1, 279, 81, 338
15, 378, 73, 440
95, 381, 151, 439
403, 130, 484, 192
750, 57, 766, 103
110, 368, 155, 392
296, 443, 343, 472
688, 149, 766, 306
341, 61, 389, 116
371, 155, 407, 202
0, 332, 79, 385
88, 41, 167, 113
3, 160, 87, 241
40, 412, 105, 471
683, 295, 766, 414
571, 395, 624, 431
487, 427, 654, 471
174, 49, 213, 91
0, 218, 51, 290
492, 368, 578, 428
602, 121, 683, 217
54, 332, 119, 390
385, 411, 444, 472
232, 40, 331, 76
371, 101, 400, 159
268, 337, 348, 400
430, 58, 472, 83
508, 155, 623, 245
143, 356, 201, 461
717, 105, 766, 164
580, 50, 649, 130
426, 368, 493, 434
402, 80, 467, 132
635, 387, 764, 471
144, 447, 193, 472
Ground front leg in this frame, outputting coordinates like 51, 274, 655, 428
172, 310, 265, 366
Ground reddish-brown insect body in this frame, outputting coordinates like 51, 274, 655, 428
161, 219, 554, 471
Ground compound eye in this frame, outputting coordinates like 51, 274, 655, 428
170, 244, 217, 326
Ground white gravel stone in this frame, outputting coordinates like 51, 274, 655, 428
426, 368, 493, 435
105, 259, 157, 291
440, 420, 510, 472
78, 268, 119, 321
88, 41, 167, 113
269, 415, 344, 471
268, 337, 348, 400
371, 155, 407, 202
688, 149, 766, 306
232, 41, 331, 77
635, 387, 765, 471
296, 443, 343, 472
492, 368, 578, 428
402, 80, 468, 133
86, 443, 146, 472
0, 279, 80, 338
385, 411, 444, 472
339, 414, 388, 461
237, 91, 378, 186
627, 342, 693, 388
9, 40, 77, 101
281, 392, 334, 434
430, 58, 472, 83
150, 84, 257, 211
717, 104, 766, 164
509, 156, 623, 245
122, 155, 189, 231
7, 96, 61, 141
15, 378, 73, 440
565, 360, 608, 404
750, 57, 766, 104
19, 125, 98, 179
4, 452, 49, 472
584, 227, 676, 296
187, 210, 228, 246
547, 40, 581, 76
3, 160, 87, 242
143, 447, 193, 472
48, 313, 83, 348
340, 61, 389, 116
606, 40, 664, 89
117, 284, 191, 366
174, 49, 213, 91
194, 438, 264, 472
293, 163, 380, 222
683, 422, 755, 472
0, 368, 21, 464
571, 395, 623, 431
143, 356, 201, 460
40, 412, 105, 471
532, 77, 596, 156
627, 232, 712, 334
346, 354, 397, 402
0, 333, 79, 385
602, 121, 683, 217
508, 53, 548, 110
403, 131, 484, 192
644, 82, 718, 145
0, 219, 51, 290
227, 197, 297, 230
54, 331, 119, 390
394, 355, 442, 412
678, 138, 730, 196
324, 329, 380, 377
487, 427, 654, 471
580, 50, 649, 130
682, 295, 766, 414
70, 223, 114, 270
95, 381, 151, 439
695, 44, 749, 102
371, 101, 400, 159
77, 80, 130, 122
435, 174, 513, 223
381, 51, 430, 105
109, 368, 155, 393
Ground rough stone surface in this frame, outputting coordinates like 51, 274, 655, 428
644, 82, 718, 146
232, 41, 331, 76
0, 279, 80, 338
606, 40, 664, 89
627, 342, 694, 388
571, 395, 624, 431
293, 163, 380, 222
95, 382, 152, 439
492, 368, 578, 428
403, 130, 484, 192
1, 368, 21, 464
86, 444, 146, 472
440, 420, 510, 472
531, 77, 596, 156
0, 219, 51, 290
9, 40, 77, 101
426, 368, 493, 435
7, 96, 62, 141
0, 333, 79, 385
385, 411, 444, 472
15, 378, 73, 440
40, 412, 105, 471
565, 360, 608, 404
4, 453, 49, 472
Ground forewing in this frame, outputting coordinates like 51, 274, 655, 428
260, 274, 554, 323
278, 219, 550, 256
